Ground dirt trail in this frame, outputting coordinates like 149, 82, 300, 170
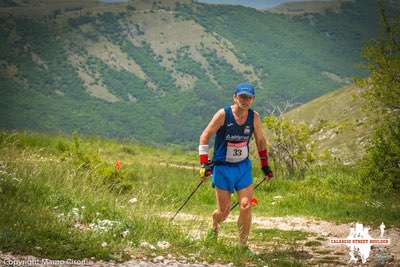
164, 212, 399, 266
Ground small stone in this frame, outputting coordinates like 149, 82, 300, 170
153, 255, 164, 262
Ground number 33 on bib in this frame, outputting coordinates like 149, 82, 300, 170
226, 141, 248, 163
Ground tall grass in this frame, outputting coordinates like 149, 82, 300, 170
0, 143, 188, 261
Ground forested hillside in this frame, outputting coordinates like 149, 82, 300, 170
0, 0, 395, 145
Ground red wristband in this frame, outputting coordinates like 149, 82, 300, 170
258, 150, 268, 167
200, 154, 208, 165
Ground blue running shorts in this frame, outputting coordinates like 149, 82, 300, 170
211, 159, 253, 193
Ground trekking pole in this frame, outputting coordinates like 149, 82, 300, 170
230, 177, 270, 211
170, 161, 214, 222
170, 179, 204, 221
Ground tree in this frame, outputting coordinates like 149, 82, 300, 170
356, 1, 400, 192
264, 115, 317, 179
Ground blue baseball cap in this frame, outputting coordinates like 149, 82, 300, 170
235, 82, 255, 97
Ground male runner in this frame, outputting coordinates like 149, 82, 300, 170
199, 82, 273, 248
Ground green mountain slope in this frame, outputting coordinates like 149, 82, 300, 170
266, 0, 353, 15
283, 84, 372, 163
0, 0, 395, 145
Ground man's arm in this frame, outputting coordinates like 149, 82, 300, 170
253, 111, 273, 178
199, 109, 225, 145
253, 111, 267, 152
198, 109, 225, 164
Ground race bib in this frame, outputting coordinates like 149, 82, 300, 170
226, 141, 248, 163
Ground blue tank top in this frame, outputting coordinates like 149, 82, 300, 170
213, 106, 254, 165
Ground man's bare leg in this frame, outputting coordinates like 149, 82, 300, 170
211, 188, 231, 233
237, 185, 253, 246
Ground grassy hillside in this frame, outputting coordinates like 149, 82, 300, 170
283, 84, 371, 163
0, 0, 396, 145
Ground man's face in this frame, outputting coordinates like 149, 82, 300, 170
234, 94, 254, 110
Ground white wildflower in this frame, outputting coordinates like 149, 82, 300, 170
70, 208, 81, 221
12, 177, 22, 182
101, 242, 108, 248
73, 222, 87, 231
188, 230, 201, 241
157, 241, 171, 249
56, 213, 65, 221
140, 241, 150, 248
128, 197, 137, 204
89, 219, 121, 232
121, 230, 130, 238
140, 241, 156, 250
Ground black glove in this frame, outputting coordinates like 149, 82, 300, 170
261, 165, 273, 178
200, 162, 213, 177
